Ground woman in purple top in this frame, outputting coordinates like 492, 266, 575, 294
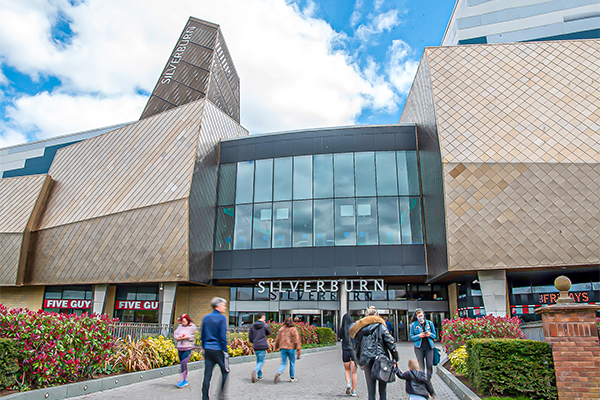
174, 313, 197, 388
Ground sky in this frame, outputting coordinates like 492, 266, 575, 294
0, 0, 455, 148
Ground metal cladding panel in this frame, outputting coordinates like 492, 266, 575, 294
189, 101, 248, 283
0, 174, 49, 233
206, 31, 240, 123
400, 57, 449, 281
0, 234, 23, 285
141, 17, 240, 123
416, 39, 600, 272
27, 199, 190, 285
445, 162, 599, 270
38, 100, 206, 230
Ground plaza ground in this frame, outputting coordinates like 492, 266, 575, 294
73, 343, 458, 399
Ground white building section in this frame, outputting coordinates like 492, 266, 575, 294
442, 0, 600, 45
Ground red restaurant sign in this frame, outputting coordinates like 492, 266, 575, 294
43, 299, 92, 309
539, 292, 589, 304
115, 300, 159, 310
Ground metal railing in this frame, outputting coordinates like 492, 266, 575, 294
520, 321, 545, 342
110, 323, 174, 339
110, 323, 250, 340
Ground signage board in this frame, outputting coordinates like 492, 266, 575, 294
43, 299, 92, 309
114, 300, 160, 310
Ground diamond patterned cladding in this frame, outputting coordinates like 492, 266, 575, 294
426, 40, 600, 164
446, 162, 599, 270
422, 40, 600, 271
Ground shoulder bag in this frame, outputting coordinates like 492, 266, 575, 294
371, 355, 396, 383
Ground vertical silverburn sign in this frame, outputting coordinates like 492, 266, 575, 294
160, 26, 197, 84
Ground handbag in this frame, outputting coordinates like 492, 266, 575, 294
433, 347, 441, 366
371, 355, 396, 383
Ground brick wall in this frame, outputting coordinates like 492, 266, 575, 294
0, 285, 45, 310
538, 305, 600, 399
174, 285, 230, 326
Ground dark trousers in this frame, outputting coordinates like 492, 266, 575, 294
202, 349, 229, 400
363, 359, 387, 400
414, 346, 434, 377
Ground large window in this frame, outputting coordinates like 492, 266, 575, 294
215, 151, 423, 250
114, 285, 159, 323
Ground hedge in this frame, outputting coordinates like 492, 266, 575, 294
466, 338, 557, 400
315, 327, 336, 346
0, 338, 19, 389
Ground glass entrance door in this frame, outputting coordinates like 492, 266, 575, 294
427, 312, 445, 341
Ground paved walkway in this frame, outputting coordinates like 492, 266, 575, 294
73, 343, 458, 399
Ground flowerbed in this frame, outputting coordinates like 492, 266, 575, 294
0, 305, 116, 391
441, 314, 525, 354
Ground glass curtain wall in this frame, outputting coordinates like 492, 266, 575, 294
215, 151, 423, 250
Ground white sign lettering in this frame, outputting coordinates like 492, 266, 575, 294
115, 300, 159, 310
43, 299, 92, 309
160, 26, 197, 84
257, 279, 384, 293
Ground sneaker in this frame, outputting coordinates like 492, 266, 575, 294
257, 376, 264, 381
251, 370, 257, 383
176, 380, 188, 388
290, 378, 298, 382
351, 390, 357, 397
274, 373, 281, 384
346, 386, 352, 395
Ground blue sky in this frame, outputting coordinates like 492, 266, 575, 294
0, 0, 455, 147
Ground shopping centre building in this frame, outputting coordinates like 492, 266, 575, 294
0, 13, 598, 339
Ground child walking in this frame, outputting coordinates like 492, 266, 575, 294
396, 359, 436, 400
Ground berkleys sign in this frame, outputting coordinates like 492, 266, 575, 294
257, 279, 385, 301
114, 300, 160, 311
43, 299, 92, 309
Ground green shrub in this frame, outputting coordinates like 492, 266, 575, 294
466, 338, 556, 400
315, 327, 336, 346
0, 338, 19, 389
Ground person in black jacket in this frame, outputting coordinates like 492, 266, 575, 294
349, 306, 398, 400
249, 313, 271, 383
396, 359, 436, 400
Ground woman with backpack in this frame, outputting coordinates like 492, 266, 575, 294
409, 308, 437, 377
349, 306, 398, 400
339, 313, 358, 397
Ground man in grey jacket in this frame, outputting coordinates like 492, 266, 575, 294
249, 313, 271, 382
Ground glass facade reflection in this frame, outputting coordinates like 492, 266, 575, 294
215, 151, 422, 250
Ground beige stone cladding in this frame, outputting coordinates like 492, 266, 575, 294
174, 285, 230, 326
0, 174, 52, 285
27, 98, 248, 286
404, 39, 600, 273
0, 285, 44, 310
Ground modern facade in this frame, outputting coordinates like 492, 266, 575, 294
442, 0, 600, 45
0, 16, 598, 337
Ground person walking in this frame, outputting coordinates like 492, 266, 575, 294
350, 306, 398, 400
409, 308, 436, 377
339, 313, 358, 397
174, 313, 196, 388
249, 312, 271, 383
274, 317, 301, 383
201, 297, 229, 400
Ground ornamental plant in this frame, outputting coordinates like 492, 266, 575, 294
146, 336, 178, 367
108, 335, 159, 373
268, 321, 318, 345
0, 305, 116, 390
448, 345, 468, 376
441, 314, 525, 354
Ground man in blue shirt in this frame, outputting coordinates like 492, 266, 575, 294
201, 297, 228, 400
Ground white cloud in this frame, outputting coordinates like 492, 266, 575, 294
356, 10, 400, 42
5, 92, 145, 139
387, 39, 418, 95
0, 0, 403, 143
0, 126, 26, 148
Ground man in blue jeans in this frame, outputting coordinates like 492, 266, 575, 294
249, 313, 271, 383
201, 297, 229, 400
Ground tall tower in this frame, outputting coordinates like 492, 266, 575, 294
140, 17, 240, 122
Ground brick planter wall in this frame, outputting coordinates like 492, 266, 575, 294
535, 304, 600, 400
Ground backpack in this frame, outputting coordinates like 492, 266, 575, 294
371, 355, 396, 383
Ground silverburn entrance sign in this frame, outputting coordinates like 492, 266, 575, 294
257, 279, 385, 294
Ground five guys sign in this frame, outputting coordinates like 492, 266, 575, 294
115, 301, 159, 310
43, 299, 92, 309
